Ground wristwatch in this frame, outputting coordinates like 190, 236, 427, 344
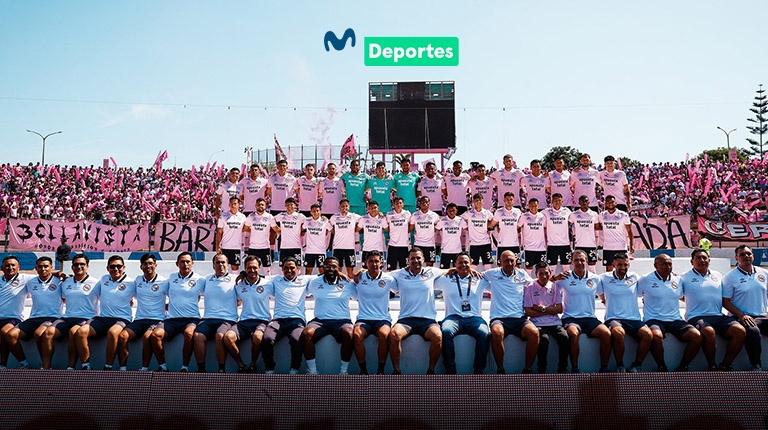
540, 305, 547, 313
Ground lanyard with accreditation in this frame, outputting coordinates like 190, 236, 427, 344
455, 275, 472, 312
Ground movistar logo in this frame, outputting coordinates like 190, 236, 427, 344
324, 28, 356, 51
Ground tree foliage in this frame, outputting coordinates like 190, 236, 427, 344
696, 147, 750, 162
540, 146, 582, 170
746, 83, 768, 157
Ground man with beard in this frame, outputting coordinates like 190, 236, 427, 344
352, 251, 396, 374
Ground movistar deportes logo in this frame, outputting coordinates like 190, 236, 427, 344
365, 37, 458, 66
324, 28, 356, 51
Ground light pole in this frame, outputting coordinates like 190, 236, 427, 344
207, 149, 224, 163
716, 126, 736, 150
26, 129, 62, 167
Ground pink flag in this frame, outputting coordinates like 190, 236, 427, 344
53, 169, 61, 184
274, 134, 287, 162
704, 154, 708, 164
100, 179, 106, 194
703, 174, 713, 196
763, 152, 768, 166
217, 165, 223, 177
495, 160, 499, 170
617, 158, 623, 170
75, 168, 80, 182
638, 174, 644, 189
747, 199, 763, 209
206, 162, 210, 172
86, 202, 98, 212
340, 134, 355, 160
241, 164, 246, 177
643, 167, 650, 181
685, 153, 689, 163
110, 157, 117, 169
685, 181, 691, 196
72, 200, 78, 212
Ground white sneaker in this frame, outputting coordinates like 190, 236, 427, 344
307, 368, 318, 375
339, 369, 348, 375
289, 368, 299, 374
265, 370, 275, 374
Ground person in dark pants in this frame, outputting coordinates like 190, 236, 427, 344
524, 262, 569, 373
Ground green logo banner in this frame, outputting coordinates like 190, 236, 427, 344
364, 37, 459, 66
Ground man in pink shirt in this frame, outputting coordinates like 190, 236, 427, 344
215, 197, 246, 272
517, 199, 548, 275
598, 195, 634, 271
237, 164, 269, 217
524, 262, 569, 373
461, 194, 494, 271
489, 192, 523, 264
356, 201, 389, 263
442, 160, 471, 215
546, 156, 573, 209
266, 160, 296, 216
273, 198, 305, 266
599, 155, 631, 213
293, 164, 319, 217
409, 196, 440, 266
302, 204, 332, 275
467, 164, 493, 210
319, 163, 345, 219
490, 154, 525, 209
521, 159, 548, 208
569, 153, 600, 212
416, 162, 444, 214
435, 203, 467, 269
330, 199, 361, 278
568, 195, 600, 272
386, 197, 412, 271
543, 193, 572, 274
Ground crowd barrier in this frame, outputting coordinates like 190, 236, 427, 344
2, 370, 767, 430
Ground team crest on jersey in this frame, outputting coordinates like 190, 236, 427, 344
118, 283, 126, 291
671, 281, 678, 290
188, 280, 197, 287
256, 286, 264, 294
711, 276, 719, 282
223, 276, 231, 282
336, 284, 344, 291
758, 274, 766, 283
83, 284, 91, 292
151, 284, 160, 292
378, 280, 386, 288
586, 280, 594, 287
48, 284, 57, 291
11, 280, 19, 287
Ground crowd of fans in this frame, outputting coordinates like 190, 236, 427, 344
1, 155, 767, 226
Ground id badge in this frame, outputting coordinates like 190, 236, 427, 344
461, 300, 471, 312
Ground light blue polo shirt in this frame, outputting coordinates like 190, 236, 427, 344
202, 273, 238, 321
61, 274, 100, 319
97, 274, 136, 321
270, 275, 313, 321
135, 274, 169, 320
436, 274, 485, 319
355, 271, 396, 322
637, 271, 683, 322
557, 271, 601, 319
390, 267, 443, 320
308, 276, 356, 321
679, 269, 724, 320
236, 277, 272, 321
167, 272, 206, 319
480, 268, 531, 320
597, 271, 641, 321
27, 275, 63, 319
722, 266, 768, 317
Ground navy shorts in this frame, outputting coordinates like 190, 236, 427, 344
220, 248, 241, 266
562, 317, 605, 337
87, 317, 129, 337
387, 246, 408, 271
49, 318, 90, 335
524, 250, 547, 268
688, 315, 740, 337
195, 319, 235, 339
490, 317, 533, 338
440, 253, 460, 269
304, 253, 326, 268
233, 319, 268, 341
645, 319, 696, 340
333, 249, 356, 268
354, 319, 391, 335
279, 248, 302, 264
17, 317, 56, 337
0, 318, 20, 329
394, 317, 439, 339
606, 319, 647, 340
306, 319, 353, 343
157, 318, 199, 339
469, 244, 494, 266
602, 249, 628, 267
246, 248, 273, 269
125, 319, 161, 337
547, 246, 572, 266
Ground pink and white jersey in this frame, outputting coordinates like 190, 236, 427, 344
217, 212, 246, 250
245, 212, 276, 249
267, 173, 296, 211
461, 208, 493, 246
417, 176, 444, 212
410, 210, 440, 247
543, 207, 572, 247
274, 212, 305, 249
598, 210, 631, 251
547, 170, 573, 207
237, 177, 269, 212
468, 177, 494, 210
303, 217, 331, 254
320, 177, 345, 214
491, 168, 525, 208
293, 177, 319, 212
569, 167, 599, 207
517, 211, 547, 251
435, 216, 466, 254
357, 214, 388, 252
493, 207, 522, 247
521, 174, 548, 207
330, 213, 360, 250
599, 170, 629, 205
568, 209, 598, 248
385, 210, 411, 247
442, 172, 471, 207
216, 180, 240, 212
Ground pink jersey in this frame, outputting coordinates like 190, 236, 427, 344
599, 170, 629, 205
410, 210, 440, 247
493, 207, 522, 247
244, 212, 276, 249
568, 209, 599, 248
491, 168, 525, 208
517, 211, 547, 251
521, 173, 548, 207
523, 280, 563, 326
468, 177, 494, 210
216, 180, 240, 213
442, 172, 471, 207
435, 216, 466, 254
320, 177, 345, 214
598, 210, 631, 251
543, 207, 572, 246
330, 213, 360, 250
237, 177, 269, 212
461, 208, 493, 246
547, 170, 573, 207
357, 214, 388, 252
303, 217, 331, 254
217, 212, 246, 250
569, 167, 599, 207
386, 209, 412, 247
267, 174, 296, 211
293, 177, 319, 212
274, 212, 305, 249
417, 176, 444, 212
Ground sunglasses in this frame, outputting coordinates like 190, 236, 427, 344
108, 264, 124, 270
72, 263, 87, 267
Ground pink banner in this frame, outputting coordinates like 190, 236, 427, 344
8, 219, 150, 252
630, 216, 691, 250
0, 218, 7, 237
698, 217, 768, 241
153, 221, 216, 252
